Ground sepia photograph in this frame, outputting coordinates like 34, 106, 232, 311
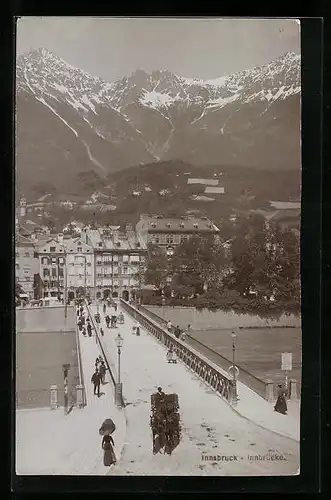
15, 17, 301, 477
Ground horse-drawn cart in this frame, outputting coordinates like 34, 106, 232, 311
150, 389, 181, 455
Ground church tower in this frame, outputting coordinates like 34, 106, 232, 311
20, 195, 26, 218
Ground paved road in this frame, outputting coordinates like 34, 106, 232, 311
90, 304, 299, 476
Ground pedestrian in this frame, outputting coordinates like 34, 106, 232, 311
80, 306, 83, 314
105, 315, 110, 328
187, 324, 191, 333
91, 369, 102, 396
174, 325, 181, 338
166, 346, 177, 363
100, 327, 104, 336
76, 308, 80, 317
103, 303, 106, 314
99, 361, 107, 383
82, 326, 86, 336
102, 433, 116, 466
95, 357, 100, 370
132, 323, 137, 335
166, 320, 172, 333
274, 384, 288, 414
136, 325, 140, 336
114, 303, 117, 312
78, 321, 83, 332
87, 323, 92, 337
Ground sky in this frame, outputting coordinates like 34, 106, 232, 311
16, 17, 300, 82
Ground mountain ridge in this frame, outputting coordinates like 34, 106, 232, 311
16, 48, 301, 193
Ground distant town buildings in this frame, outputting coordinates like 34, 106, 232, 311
87, 224, 147, 301
136, 214, 220, 256
37, 237, 66, 300
15, 234, 40, 299
62, 231, 94, 299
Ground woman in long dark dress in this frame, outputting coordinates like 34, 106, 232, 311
102, 434, 116, 466
274, 384, 288, 414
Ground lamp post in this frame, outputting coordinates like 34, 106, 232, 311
62, 363, 70, 414
115, 333, 124, 407
161, 291, 166, 320
231, 332, 238, 404
64, 251, 68, 319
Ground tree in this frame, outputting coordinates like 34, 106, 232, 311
138, 244, 169, 292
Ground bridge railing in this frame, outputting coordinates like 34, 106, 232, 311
120, 299, 234, 404
84, 300, 124, 406
74, 307, 87, 407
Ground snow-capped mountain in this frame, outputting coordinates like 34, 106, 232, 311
16, 48, 301, 192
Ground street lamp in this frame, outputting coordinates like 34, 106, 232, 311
231, 332, 238, 404
115, 333, 124, 407
62, 363, 70, 414
161, 290, 166, 319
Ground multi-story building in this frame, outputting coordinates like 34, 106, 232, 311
37, 237, 66, 299
62, 232, 95, 299
136, 214, 220, 255
87, 224, 147, 301
15, 234, 40, 299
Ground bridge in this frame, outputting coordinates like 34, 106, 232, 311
15, 300, 300, 476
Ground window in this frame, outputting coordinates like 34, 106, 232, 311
42, 257, 48, 265
50, 246, 56, 252
51, 257, 57, 264
51, 268, 57, 277
43, 269, 49, 277
25, 251, 30, 257
77, 247, 82, 253
166, 235, 174, 244
58, 268, 64, 277
123, 267, 128, 274
155, 236, 160, 244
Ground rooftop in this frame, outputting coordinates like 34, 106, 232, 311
204, 186, 225, 194
137, 215, 219, 233
187, 178, 219, 186
87, 228, 147, 251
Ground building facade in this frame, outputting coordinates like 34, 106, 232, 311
15, 234, 40, 299
62, 233, 95, 299
87, 225, 147, 300
37, 237, 66, 299
136, 214, 220, 255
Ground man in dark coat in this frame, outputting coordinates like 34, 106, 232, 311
105, 315, 110, 328
91, 369, 102, 396
87, 323, 92, 337
99, 361, 107, 383
103, 303, 107, 314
